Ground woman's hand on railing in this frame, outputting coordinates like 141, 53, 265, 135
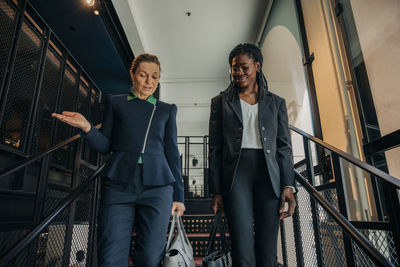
52, 111, 91, 133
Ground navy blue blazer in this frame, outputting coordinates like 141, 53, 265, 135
83, 94, 184, 202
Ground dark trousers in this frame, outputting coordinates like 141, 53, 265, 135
97, 165, 173, 267
224, 149, 280, 267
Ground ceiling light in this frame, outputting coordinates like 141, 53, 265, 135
94, 10, 100, 15
86, 0, 95, 6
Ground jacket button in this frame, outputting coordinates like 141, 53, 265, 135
261, 126, 265, 131
263, 137, 267, 141
266, 149, 271, 154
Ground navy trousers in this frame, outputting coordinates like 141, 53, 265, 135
224, 149, 280, 267
97, 165, 173, 267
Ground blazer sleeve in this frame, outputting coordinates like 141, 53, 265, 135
276, 99, 295, 189
208, 96, 223, 195
81, 94, 113, 154
164, 104, 184, 202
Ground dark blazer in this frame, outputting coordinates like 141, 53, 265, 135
83, 94, 184, 202
208, 87, 295, 198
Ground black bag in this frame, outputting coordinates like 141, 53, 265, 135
202, 212, 232, 267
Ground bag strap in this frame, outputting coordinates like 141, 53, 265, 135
206, 211, 229, 255
177, 213, 191, 246
165, 211, 178, 251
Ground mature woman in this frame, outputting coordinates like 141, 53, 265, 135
52, 54, 185, 267
208, 43, 296, 266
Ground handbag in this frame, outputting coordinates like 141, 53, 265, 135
163, 211, 195, 267
202, 211, 232, 267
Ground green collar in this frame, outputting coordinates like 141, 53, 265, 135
127, 90, 157, 105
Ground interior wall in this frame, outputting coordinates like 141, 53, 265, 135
348, 0, 400, 178
261, 25, 313, 164
160, 79, 229, 136
260, 0, 313, 164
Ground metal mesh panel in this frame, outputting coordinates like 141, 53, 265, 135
281, 213, 297, 266
42, 183, 70, 219
0, 0, 17, 93
0, 19, 43, 152
76, 83, 89, 117
317, 202, 347, 266
0, 229, 29, 259
321, 188, 339, 210
35, 206, 71, 266
352, 240, 377, 267
53, 67, 77, 169
295, 185, 319, 267
78, 165, 95, 184
4, 242, 33, 267
31, 47, 62, 154
356, 228, 399, 266
68, 180, 97, 267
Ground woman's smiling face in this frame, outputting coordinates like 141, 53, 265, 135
231, 53, 260, 89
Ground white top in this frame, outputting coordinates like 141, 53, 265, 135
240, 99, 262, 149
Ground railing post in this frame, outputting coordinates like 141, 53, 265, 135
279, 220, 288, 266
203, 136, 209, 198
331, 153, 355, 267
61, 138, 83, 267
292, 194, 304, 267
382, 181, 400, 263
26, 154, 51, 267
303, 137, 324, 267
87, 174, 100, 267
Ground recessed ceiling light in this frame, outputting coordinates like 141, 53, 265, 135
94, 10, 100, 15
86, 0, 95, 6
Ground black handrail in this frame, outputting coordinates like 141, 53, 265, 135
295, 170, 394, 267
290, 125, 400, 189
0, 124, 101, 179
0, 162, 106, 266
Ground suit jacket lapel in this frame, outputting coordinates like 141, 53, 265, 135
259, 91, 273, 124
226, 90, 243, 125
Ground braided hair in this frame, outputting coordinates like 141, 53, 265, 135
227, 43, 268, 100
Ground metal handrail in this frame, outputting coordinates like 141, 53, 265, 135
0, 162, 106, 266
0, 124, 101, 179
290, 125, 400, 189
295, 170, 394, 267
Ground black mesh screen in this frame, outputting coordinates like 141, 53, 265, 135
281, 179, 398, 267
0, 229, 30, 261
0, 0, 17, 94
30, 47, 63, 154
53, 67, 77, 169
0, 19, 43, 152
76, 83, 89, 117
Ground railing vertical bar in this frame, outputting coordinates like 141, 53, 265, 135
331, 153, 356, 267
27, 154, 51, 266
303, 137, 324, 267
62, 138, 83, 267
87, 176, 100, 267
280, 219, 288, 267
292, 193, 304, 267
382, 181, 400, 263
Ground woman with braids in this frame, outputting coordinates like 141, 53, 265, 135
52, 54, 185, 267
208, 43, 296, 266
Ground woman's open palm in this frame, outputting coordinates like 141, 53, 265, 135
52, 111, 91, 133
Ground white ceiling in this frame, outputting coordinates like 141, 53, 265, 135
112, 0, 272, 83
